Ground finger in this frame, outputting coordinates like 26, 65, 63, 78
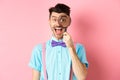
63, 34, 67, 37
63, 36, 70, 42
63, 32, 69, 37
63, 31, 68, 34
63, 32, 67, 36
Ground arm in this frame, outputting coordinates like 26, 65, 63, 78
29, 45, 42, 80
68, 46, 87, 80
32, 69, 40, 80
63, 32, 88, 80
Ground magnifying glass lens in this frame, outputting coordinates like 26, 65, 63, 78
58, 16, 71, 27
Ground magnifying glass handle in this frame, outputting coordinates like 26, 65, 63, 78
65, 28, 67, 32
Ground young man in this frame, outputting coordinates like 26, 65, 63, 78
29, 3, 88, 80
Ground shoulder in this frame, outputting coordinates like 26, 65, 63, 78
33, 40, 51, 51
74, 42, 85, 50
31, 44, 43, 57
33, 44, 42, 51
74, 42, 86, 54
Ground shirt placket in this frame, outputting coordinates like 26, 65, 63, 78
57, 46, 62, 80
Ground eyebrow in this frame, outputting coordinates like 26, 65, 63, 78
51, 16, 57, 18
51, 15, 67, 18
60, 15, 67, 18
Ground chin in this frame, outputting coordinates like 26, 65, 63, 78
55, 35, 63, 40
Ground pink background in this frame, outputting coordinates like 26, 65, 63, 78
0, 0, 120, 80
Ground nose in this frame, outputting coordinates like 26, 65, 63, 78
55, 20, 60, 26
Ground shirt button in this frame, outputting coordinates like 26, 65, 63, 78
59, 73, 61, 75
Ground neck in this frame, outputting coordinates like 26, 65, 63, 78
52, 35, 63, 41
52, 34, 63, 40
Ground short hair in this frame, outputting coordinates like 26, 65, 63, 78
49, 3, 70, 17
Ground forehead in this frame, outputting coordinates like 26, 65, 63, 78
51, 12, 68, 18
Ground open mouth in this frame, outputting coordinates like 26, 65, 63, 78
54, 27, 64, 35
55, 27, 62, 31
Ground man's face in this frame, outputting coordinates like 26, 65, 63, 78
49, 12, 70, 40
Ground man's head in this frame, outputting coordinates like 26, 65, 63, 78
49, 3, 70, 17
49, 3, 71, 40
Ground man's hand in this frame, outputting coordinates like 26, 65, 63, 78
63, 32, 74, 48
63, 32, 88, 80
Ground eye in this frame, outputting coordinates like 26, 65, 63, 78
60, 18, 66, 23
52, 18, 57, 22
62, 19, 66, 22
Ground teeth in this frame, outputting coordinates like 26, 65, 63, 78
55, 27, 62, 30
54, 28, 63, 31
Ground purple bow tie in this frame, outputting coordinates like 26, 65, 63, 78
51, 40, 66, 47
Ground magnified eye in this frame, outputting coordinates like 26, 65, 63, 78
58, 15, 71, 27
60, 18, 66, 22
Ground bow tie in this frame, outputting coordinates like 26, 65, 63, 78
51, 40, 66, 47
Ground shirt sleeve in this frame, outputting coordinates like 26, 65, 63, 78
76, 43, 89, 69
28, 44, 42, 72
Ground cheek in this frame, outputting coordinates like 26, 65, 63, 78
50, 26, 55, 32
49, 22, 55, 28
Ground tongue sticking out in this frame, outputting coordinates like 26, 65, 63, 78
55, 29, 63, 35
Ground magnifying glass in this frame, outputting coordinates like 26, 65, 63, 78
58, 15, 71, 31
